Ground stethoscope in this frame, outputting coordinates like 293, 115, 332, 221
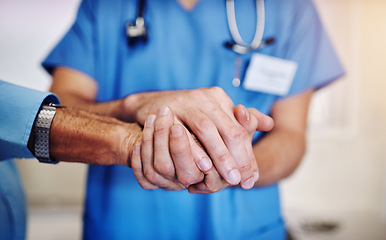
126, 0, 274, 54
126, 0, 147, 46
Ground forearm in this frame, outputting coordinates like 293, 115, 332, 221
252, 90, 313, 186
28, 107, 142, 166
50, 90, 128, 121
253, 128, 306, 186
49, 67, 131, 121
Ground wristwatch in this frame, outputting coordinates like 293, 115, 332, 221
34, 103, 61, 164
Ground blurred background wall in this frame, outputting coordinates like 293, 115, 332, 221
281, 1, 386, 238
0, 0, 385, 239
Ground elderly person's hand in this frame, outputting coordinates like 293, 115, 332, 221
131, 104, 273, 192
124, 87, 273, 189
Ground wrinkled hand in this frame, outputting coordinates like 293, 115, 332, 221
125, 87, 272, 189
189, 104, 273, 193
130, 104, 273, 192
131, 106, 206, 190
48, 108, 142, 166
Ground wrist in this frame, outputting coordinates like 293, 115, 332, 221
31, 103, 64, 164
116, 123, 142, 166
50, 107, 142, 167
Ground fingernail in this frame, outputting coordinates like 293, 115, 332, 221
242, 177, 255, 189
245, 107, 250, 121
171, 125, 183, 137
198, 157, 212, 171
254, 171, 259, 182
227, 169, 241, 185
134, 143, 141, 154
144, 114, 156, 127
158, 106, 170, 116
241, 105, 250, 121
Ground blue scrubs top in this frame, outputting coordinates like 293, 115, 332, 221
43, 0, 344, 239
0, 80, 59, 240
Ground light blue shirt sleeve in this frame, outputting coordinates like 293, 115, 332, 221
0, 80, 59, 160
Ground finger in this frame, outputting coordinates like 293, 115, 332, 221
142, 114, 184, 190
234, 104, 250, 129
188, 133, 213, 173
179, 108, 241, 186
131, 143, 159, 190
248, 108, 274, 132
172, 118, 213, 174
207, 90, 257, 188
243, 139, 259, 184
235, 104, 257, 140
205, 107, 255, 190
170, 125, 204, 186
234, 105, 260, 183
188, 168, 228, 194
179, 93, 255, 189
153, 106, 176, 180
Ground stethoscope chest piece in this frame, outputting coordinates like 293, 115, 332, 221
126, 0, 148, 47
126, 16, 148, 46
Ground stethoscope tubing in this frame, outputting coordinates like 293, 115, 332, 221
128, 0, 267, 54
226, 0, 265, 54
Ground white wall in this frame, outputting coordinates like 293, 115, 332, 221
0, 0, 80, 90
281, 0, 386, 232
0, 0, 86, 205
1, 0, 385, 230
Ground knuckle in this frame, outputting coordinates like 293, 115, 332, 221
189, 88, 206, 100
179, 172, 204, 186
170, 136, 189, 153
217, 151, 231, 164
207, 183, 223, 193
154, 124, 168, 135
194, 116, 213, 133
154, 161, 175, 178
251, 160, 258, 172
238, 162, 252, 175
209, 86, 225, 96
209, 87, 233, 107
226, 126, 245, 141
173, 95, 185, 105
171, 147, 187, 158
144, 170, 158, 184
240, 127, 249, 139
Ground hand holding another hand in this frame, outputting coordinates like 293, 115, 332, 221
131, 103, 273, 193
124, 87, 273, 190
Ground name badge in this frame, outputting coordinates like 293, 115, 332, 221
243, 53, 298, 96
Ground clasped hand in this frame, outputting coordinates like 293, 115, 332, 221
127, 87, 274, 194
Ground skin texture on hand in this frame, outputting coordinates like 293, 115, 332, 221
50, 67, 276, 191
38, 107, 142, 166
189, 104, 270, 193
124, 87, 265, 188
131, 104, 274, 193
